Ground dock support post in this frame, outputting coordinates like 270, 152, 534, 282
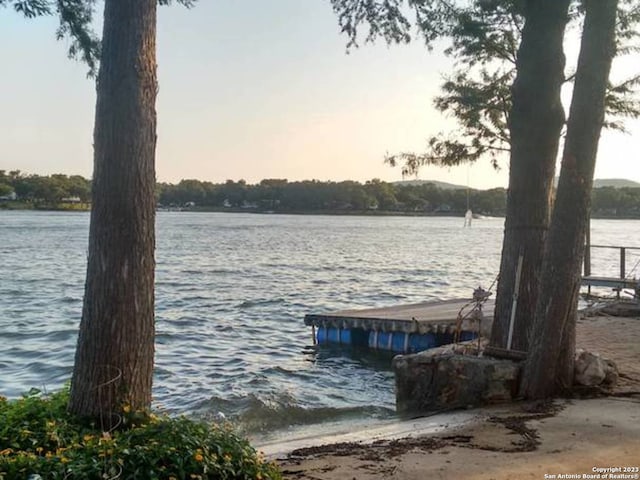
311, 325, 317, 345
585, 227, 591, 295
619, 248, 626, 299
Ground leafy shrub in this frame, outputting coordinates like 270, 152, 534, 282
0, 389, 281, 480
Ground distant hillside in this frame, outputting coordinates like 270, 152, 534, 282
553, 177, 640, 188
593, 178, 640, 188
394, 179, 467, 190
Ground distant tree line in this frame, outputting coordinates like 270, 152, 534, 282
591, 186, 640, 217
156, 178, 508, 215
3, 170, 640, 218
0, 170, 91, 205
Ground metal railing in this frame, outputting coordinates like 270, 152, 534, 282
583, 244, 640, 300
583, 244, 640, 279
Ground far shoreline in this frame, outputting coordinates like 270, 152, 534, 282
3, 203, 640, 220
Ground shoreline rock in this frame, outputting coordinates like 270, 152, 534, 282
394, 342, 619, 414
393, 347, 521, 414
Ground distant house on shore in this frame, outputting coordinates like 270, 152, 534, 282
435, 204, 452, 213
61, 196, 82, 203
0, 191, 17, 201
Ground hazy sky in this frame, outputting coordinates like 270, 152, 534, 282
1, 1, 638, 189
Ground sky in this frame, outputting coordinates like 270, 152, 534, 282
1, 1, 639, 190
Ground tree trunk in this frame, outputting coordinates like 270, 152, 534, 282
490, 0, 570, 353
521, 0, 618, 399
69, 0, 157, 421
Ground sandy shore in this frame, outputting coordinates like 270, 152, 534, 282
277, 312, 640, 479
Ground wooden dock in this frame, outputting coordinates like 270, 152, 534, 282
304, 298, 494, 335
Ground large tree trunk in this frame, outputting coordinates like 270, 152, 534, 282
69, 0, 158, 421
489, 0, 570, 353
521, 0, 617, 399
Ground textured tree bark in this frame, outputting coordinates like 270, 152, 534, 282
521, 0, 618, 399
490, 0, 570, 353
69, 0, 157, 421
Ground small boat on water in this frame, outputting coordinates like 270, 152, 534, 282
464, 209, 473, 227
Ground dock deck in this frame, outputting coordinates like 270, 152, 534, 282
582, 275, 639, 292
304, 298, 495, 335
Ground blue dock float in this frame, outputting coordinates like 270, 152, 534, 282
305, 298, 493, 354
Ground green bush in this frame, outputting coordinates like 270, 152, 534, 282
0, 389, 281, 480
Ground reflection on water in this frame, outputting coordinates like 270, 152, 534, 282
1, 211, 638, 437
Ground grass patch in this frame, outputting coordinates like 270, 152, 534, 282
0, 388, 281, 480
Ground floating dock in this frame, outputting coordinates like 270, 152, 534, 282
304, 298, 494, 354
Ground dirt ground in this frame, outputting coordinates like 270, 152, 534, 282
277, 311, 640, 479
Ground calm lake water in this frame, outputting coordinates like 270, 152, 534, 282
1, 211, 638, 440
